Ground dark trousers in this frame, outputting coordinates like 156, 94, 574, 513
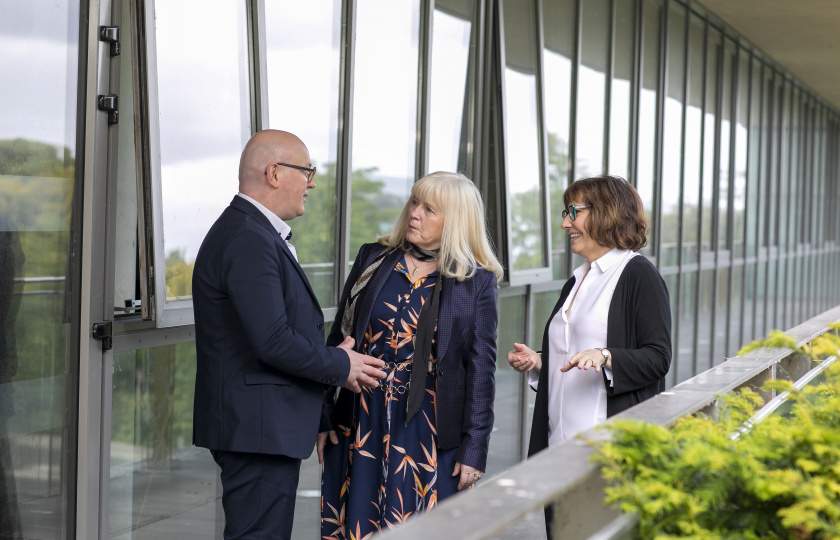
211, 450, 302, 540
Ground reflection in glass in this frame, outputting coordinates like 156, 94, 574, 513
638, 0, 661, 252
502, 0, 546, 272
542, 0, 575, 279
717, 40, 735, 252
109, 344, 223, 538
349, 0, 420, 261
745, 56, 762, 259
701, 28, 720, 252
575, 0, 608, 178
487, 295, 525, 477
733, 50, 749, 260
155, 2, 251, 301
682, 15, 704, 264
428, 1, 475, 174
661, 1, 685, 268
610, 0, 635, 179
0, 1, 80, 537
265, 0, 342, 306
677, 271, 697, 382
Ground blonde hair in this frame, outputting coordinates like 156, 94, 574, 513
379, 172, 503, 282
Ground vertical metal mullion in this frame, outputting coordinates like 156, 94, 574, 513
535, 0, 551, 271
724, 42, 738, 352
415, 0, 434, 179
761, 67, 774, 334
707, 26, 722, 367
335, 0, 357, 300
569, 0, 582, 184
246, 0, 268, 132
603, 0, 616, 173
628, 0, 641, 188
468, 0, 486, 180
519, 286, 534, 460
652, 0, 666, 262
564, 0, 582, 278
738, 45, 753, 348
672, 0, 689, 385
690, 15, 708, 377
77, 0, 106, 536
771, 74, 783, 328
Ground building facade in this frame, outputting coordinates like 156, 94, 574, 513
1, 0, 839, 538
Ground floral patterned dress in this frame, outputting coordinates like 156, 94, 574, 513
321, 258, 460, 539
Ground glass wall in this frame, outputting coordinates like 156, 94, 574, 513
108, 343, 222, 539
91, 0, 840, 537
348, 0, 421, 261
150, 1, 251, 326
0, 1, 82, 537
265, 0, 343, 306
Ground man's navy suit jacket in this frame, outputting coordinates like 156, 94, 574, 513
326, 242, 498, 471
192, 196, 349, 459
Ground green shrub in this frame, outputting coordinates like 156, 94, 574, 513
591, 324, 840, 539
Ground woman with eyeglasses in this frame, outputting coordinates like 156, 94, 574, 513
507, 175, 671, 531
319, 172, 503, 539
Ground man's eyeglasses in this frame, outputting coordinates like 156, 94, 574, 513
268, 162, 317, 182
561, 204, 591, 221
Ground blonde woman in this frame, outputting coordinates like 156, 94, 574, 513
320, 172, 503, 538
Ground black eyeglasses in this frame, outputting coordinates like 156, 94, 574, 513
268, 162, 317, 182
561, 204, 591, 221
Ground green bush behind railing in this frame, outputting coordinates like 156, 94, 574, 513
590, 324, 840, 539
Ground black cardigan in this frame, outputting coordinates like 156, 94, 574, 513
528, 255, 672, 457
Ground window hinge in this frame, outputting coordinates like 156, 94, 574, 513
99, 25, 120, 56
97, 94, 119, 125
92, 321, 113, 351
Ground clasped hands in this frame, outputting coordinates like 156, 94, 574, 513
507, 343, 610, 373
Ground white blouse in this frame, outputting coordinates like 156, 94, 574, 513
528, 248, 637, 445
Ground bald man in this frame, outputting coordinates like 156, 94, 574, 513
192, 130, 385, 539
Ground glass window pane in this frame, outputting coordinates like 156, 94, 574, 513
733, 49, 750, 260
745, 56, 761, 258
676, 271, 697, 381
0, 2, 80, 537
109, 344, 223, 537
609, 0, 635, 179
542, 0, 576, 279
487, 294, 526, 477
428, 0, 476, 174
154, 1, 251, 303
661, 1, 685, 268
683, 14, 704, 264
265, 0, 342, 306
502, 0, 547, 272
575, 0, 609, 178
349, 0, 420, 260
638, 0, 661, 253
717, 39, 735, 252
701, 27, 720, 253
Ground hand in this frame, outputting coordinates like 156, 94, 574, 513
560, 348, 609, 373
338, 336, 386, 393
453, 462, 484, 490
507, 343, 542, 373
316, 430, 338, 464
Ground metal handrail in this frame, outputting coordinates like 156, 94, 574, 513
379, 305, 840, 540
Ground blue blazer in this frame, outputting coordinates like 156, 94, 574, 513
326, 242, 498, 471
192, 196, 349, 459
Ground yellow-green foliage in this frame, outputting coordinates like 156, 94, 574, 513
592, 329, 840, 539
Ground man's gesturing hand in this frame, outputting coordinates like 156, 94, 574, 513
338, 336, 386, 392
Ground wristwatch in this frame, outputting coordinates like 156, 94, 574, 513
597, 348, 610, 364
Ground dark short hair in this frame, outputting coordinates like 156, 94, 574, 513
563, 175, 648, 251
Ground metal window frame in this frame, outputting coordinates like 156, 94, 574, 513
496, 0, 553, 286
